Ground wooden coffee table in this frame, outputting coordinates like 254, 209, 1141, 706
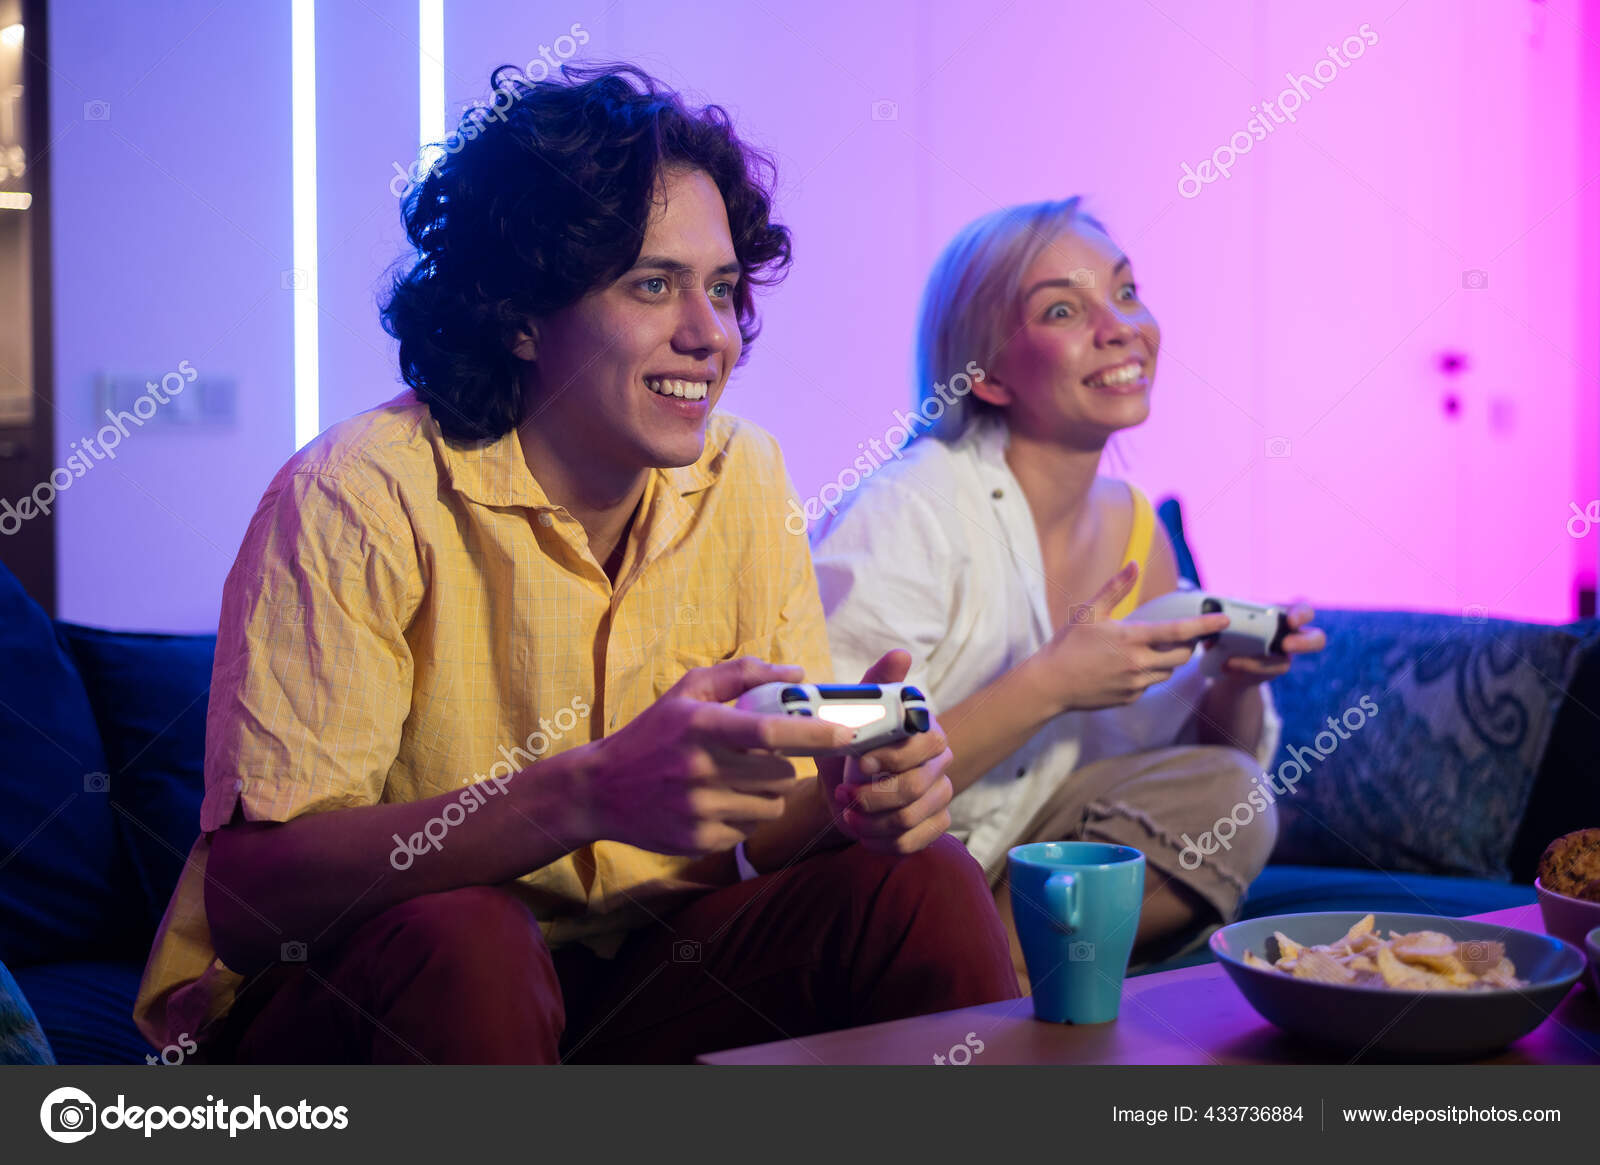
698, 903, 1600, 1065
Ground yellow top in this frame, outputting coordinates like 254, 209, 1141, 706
1108, 484, 1158, 620
132, 392, 831, 1050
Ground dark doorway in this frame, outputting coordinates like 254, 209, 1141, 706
0, 0, 52, 611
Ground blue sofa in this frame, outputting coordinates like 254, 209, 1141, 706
3, 529, 1598, 1062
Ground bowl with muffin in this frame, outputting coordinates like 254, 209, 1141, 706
1535, 828, 1600, 973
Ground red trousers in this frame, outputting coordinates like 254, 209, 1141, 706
204, 835, 1020, 1064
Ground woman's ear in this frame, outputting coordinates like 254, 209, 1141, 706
505, 320, 539, 363
971, 370, 1012, 408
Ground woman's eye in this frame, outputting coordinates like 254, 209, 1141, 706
1119, 283, 1140, 301
1046, 303, 1073, 320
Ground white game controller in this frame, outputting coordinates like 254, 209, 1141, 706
1123, 589, 1291, 675
735, 682, 931, 761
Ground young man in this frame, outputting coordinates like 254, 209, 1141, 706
131, 65, 1018, 1065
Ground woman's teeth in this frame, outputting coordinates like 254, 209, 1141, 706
1085, 363, 1144, 388
646, 377, 710, 401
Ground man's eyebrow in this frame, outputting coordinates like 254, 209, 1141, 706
631, 255, 742, 277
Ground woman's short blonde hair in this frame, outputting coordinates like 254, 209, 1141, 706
913, 196, 1107, 442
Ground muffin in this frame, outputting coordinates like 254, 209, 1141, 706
1536, 828, 1600, 901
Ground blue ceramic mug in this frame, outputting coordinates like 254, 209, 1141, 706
1008, 841, 1145, 1023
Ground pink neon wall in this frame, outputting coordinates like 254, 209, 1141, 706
46, 0, 1600, 631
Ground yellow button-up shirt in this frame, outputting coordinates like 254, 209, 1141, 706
133, 391, 832, 1050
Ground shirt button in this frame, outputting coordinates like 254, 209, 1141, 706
538, 512, 555, 527
1014, 767, 1025, 780
992, 488, 1005, 499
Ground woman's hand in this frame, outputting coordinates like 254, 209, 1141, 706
1031, 562, 1231, 714
1215, 603, 1326, 682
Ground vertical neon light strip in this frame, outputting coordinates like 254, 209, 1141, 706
291, 0, 319, 448
420, 0, 445, 168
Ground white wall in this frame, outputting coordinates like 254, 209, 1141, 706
46, 0, 1600, 631
50, 0, 294, 631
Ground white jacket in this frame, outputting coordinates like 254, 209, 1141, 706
813, 416, 1282, 877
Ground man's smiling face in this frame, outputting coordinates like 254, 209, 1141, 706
521, 166, 743, 474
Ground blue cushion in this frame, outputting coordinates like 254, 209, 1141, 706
0, 958, 53, 1064
10, 961, 156, 1065
0, 559, 142, 966
1240, 864, 1538, 919
58, 624, 214, 934
1263, 611, 1597, 879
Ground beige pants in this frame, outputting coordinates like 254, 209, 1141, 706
989, 745, 1279, 981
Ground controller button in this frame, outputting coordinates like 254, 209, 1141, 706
780, 685, 808, 704
901, 685, 925, 703
1201, 597, 1223, 615
903, 707, 930, 734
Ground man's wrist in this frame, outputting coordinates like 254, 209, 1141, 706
514, 740, 600, 852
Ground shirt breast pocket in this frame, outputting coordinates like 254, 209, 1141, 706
650, 638, 773, 701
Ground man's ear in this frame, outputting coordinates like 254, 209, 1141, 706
505, 320, 539, 363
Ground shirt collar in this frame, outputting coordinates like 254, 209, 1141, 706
430, 406, 725, 510
960, 412, 1014, 478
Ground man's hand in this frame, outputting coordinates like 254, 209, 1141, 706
817, 650, 955, 856
1032, 563, 1231, 713
577, 657, 853, 857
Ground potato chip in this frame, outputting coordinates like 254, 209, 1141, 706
1290, 949, 1358, 984
1246, 920, 1525, 991
1267, 931, 1303, 962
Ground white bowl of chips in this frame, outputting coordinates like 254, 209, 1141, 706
1210, 912, 1586, 1059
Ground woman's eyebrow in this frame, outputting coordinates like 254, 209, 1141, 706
1023, 255, 1131, 300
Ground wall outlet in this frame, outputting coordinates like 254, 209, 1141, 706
93, 373, 236, 427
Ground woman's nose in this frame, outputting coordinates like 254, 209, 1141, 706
1094, 304, 1139, 347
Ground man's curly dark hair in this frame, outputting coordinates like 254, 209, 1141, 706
380, 63, 793, 442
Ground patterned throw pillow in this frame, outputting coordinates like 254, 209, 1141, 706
1264, 611, 1599, 879
0, 960, 52, 1065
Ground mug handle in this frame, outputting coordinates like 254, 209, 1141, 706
1044, 871, 1079, 933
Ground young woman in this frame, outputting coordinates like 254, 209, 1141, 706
813, 197, 1326, 980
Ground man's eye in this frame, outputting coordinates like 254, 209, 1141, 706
640, 277, 669, 295
711, 281, 734, 298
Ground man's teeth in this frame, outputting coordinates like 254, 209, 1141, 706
645, 377, 710, 401
1087, 363, 1143, 387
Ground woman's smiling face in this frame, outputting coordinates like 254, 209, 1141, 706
981, 224, 1160, 445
